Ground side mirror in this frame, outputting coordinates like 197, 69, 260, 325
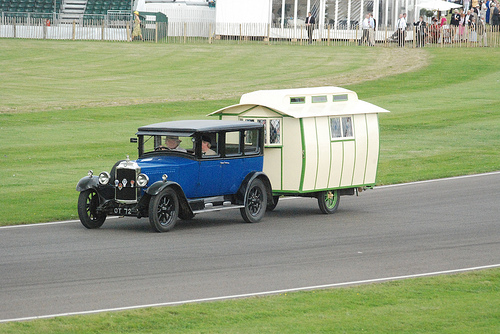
130, 138, 138, 143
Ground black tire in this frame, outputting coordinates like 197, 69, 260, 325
149, 187, 179, 232
317, 190, 340, 214
78, 189, 106, 229
266, 195, 279, 212
240, 178, 267, 223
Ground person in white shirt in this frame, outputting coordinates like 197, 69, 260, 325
360, 14, 370, 45
397, 13, 407, 47
369, 13, 375, 46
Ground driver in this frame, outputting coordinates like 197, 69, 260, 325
159, 136, 187, 152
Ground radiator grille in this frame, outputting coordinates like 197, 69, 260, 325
115, 168, 137, 202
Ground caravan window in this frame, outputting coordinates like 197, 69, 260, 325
290, 97, 305, 104
333, 94, 348, 102
330, 116, 353, 140
269, 119, 281, 144
241, 118, 281, 146
312, 95, 328, 103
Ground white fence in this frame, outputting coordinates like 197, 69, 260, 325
1, 15, 499, 47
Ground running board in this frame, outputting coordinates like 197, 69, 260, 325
192, 203, 244, 214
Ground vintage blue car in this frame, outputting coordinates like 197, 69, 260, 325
76, 120, 272, 232
77, 87, 389, 232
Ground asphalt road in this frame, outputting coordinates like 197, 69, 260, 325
1, 172, 499, 322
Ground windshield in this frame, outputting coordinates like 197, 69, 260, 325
143, 135, 194, 154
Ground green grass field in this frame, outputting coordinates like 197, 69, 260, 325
1, 40, 499, 225
0, 39, 499, 331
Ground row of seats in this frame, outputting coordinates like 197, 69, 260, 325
84, 0, 130, 14
85, 1, 130, 14
0, 0, 130, 14
1, 0, 60, 13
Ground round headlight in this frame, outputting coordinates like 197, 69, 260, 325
137, 173, 149, 187
98, 172, 110, 185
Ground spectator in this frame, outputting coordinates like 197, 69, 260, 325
369, 13, 376, 46
360, 14, 370, 45
305, 12, 315, 44
459, 12, 466, 41
465, 10, 473, 26
492, 3, 500, 26
481, 1, 488, 21
470, 16, 478, 42
440, 15, 447, 28
477, 16, 488, 46
430, 17, 439, 43
132, 11, 143, 41
451, 9, 460, 41
486, 0, 491, 24
414, 16, 427, 47
396, 13, 407, 47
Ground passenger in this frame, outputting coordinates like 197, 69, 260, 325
201, 136, 216, 156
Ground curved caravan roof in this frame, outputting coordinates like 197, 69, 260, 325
209, 86, 390, 118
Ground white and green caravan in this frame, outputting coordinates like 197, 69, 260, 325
209, 86, 390, 214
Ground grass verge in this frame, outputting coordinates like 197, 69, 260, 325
1, 268, 499, 333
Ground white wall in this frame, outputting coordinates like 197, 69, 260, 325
135, 0, 216, 23
215, 0, 271, 24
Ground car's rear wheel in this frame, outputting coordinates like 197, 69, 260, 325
317, 190, 340, 214
149, 187, 179, 232
240, 178, 267, 223
78, 189, 106, 229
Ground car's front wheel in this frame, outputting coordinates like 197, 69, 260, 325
149, 187, 179, 232
317, 190, 340, 214
78, 189, 106, 229
240, 178, 267, 223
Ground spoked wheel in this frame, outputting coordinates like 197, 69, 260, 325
240, 178, 267, 223
317, 190, 340, 214
78, 189, 106, 229
149, 187, 179, 232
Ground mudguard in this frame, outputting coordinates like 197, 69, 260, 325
236, 171, 273, 205
76, 176, 99, 192
146, 180, 194, 220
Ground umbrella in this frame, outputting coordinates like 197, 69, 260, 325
417, 0, 462, 11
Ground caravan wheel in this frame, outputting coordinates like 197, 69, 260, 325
317, 190, 340, 214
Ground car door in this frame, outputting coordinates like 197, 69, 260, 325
196, 158, 222, 197
194, 133, 222, 198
